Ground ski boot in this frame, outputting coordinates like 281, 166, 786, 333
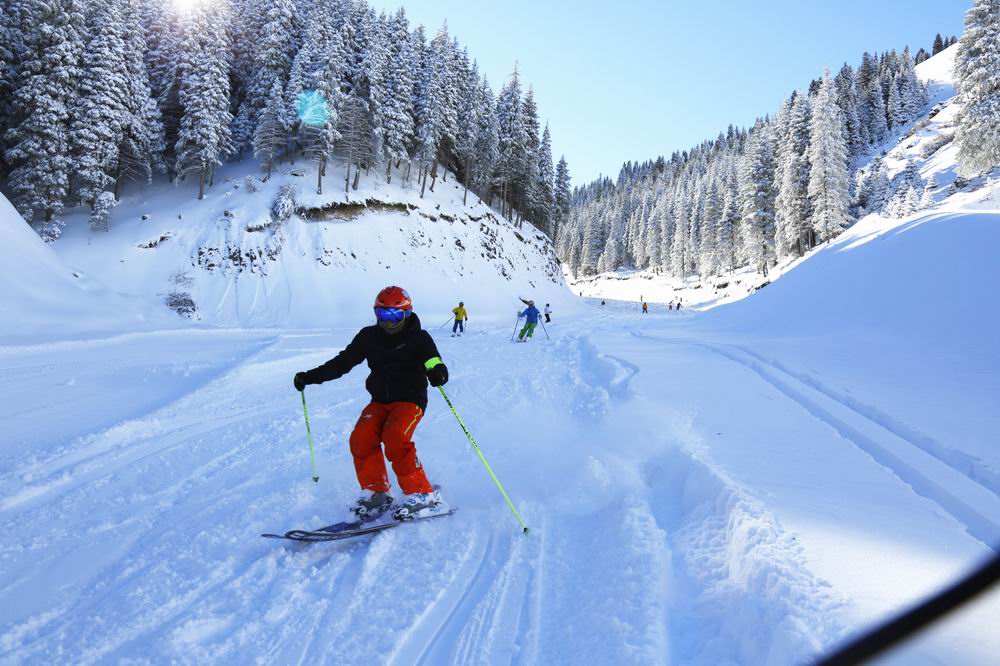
351, 490, 394, 521
392, 489, 444, 521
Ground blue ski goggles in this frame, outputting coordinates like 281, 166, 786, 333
374, 307, 410, 323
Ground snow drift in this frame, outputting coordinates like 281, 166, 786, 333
0, 193, 172, 344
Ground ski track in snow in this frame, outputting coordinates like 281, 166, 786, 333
634, 332, 1000, 548
2, 318, 996, 664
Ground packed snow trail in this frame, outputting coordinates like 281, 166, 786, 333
2, 312, 999, 664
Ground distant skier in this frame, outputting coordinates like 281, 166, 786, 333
601, 300, 606, 306
293, 286, 449, 521
517, 300, 541, 342
676, 299, 682, 311
544, 303, 552, 323
451, 301, 468, 336
668, 302, 674, 311
642, 302, 648, 314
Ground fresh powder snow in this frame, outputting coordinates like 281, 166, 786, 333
2, 14, 999, 666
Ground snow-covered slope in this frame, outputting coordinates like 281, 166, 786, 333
51, 161, 573, 330
0, 193, 174, 344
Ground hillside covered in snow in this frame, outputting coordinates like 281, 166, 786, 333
44, 160, 571, 332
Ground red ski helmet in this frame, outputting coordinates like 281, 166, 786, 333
374, 286, 412, 310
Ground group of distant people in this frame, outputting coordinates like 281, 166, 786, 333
597, 296, 682, 313
448, 299, 553, 342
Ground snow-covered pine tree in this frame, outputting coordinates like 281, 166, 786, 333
117, 0, 165, 195
174, 0, 234, 199
474, 77, 500, 196
240, 0, 295, 153
414, 24, 449, 197
738, 121, 776, 275
494, 65, 526, 218
302, 19, 344, 195
553, 155, 572, 241
580, 209, 604, 276
0, 3, 17, 175
887, 72, 905, 130
953, 0, 1000, 178
855, 155, 890, 215
920, 174, 938, 209
807, 70, 853, 244
898, 47, 926, 124
717, 180, 740, 274
774, 92, 812, 258
858, 53, 889, 147
534, 123, 555, 234
834, 63, 866, 156
4, 0, 85, 222
379, 8, 416, 183
698, 176, 722, 275
140, 0, 182, 176
71, 0, 129, 206
520, 85, 541, 221
253, 78, 287, 179
341, 92, 372, 192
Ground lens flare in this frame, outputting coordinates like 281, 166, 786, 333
297, 91, 330, 127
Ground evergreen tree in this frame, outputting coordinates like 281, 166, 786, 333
241, 0, 296, 147
174, 0, 234, 199
553, 155, 571, 241
953, 0, 1000, 177
775, 92, 812, 258
253, 78, 287, 179
855, 155, 890, 215
858, 53, 889, 146
887, 72, 904, 130
534, 123, 555, 234
808, 71, 853, 243
414, 24, 450, 196
453, 54, 479, 204
71, 0, 129, 205
520, 85, 541, 219
933, 33, 945, 55
141, 0, 182, 176
834, 63, 865, 156
0, 4, 17, 175
4, 0, 85, 221
118, 0, 165, 194
494, 65, 527, 218
738, 122, 776, 275
379, 8, 415, 182
473, 77, 500, 195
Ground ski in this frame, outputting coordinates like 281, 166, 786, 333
262, 508, 457, 542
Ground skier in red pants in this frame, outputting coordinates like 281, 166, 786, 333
293, 286, 449, 521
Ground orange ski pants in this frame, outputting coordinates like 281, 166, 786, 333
349, 402, 434, 495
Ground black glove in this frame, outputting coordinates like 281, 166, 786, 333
293, 372, 308, 392
426, 363, 448, 387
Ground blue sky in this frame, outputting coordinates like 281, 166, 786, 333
368, 0, 969, 185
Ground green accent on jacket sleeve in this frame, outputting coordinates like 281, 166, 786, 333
424, 356, 443, 371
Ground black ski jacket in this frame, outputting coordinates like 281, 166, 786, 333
300, 313, 442, 410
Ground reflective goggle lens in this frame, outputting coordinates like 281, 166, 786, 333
374, 307, 408, 323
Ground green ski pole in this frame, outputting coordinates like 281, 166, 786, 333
437, 385, 528, 533
300, 390, 319, 482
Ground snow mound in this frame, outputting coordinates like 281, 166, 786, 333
0, 194, 172, 344
705, 209, 999, 351
51, 161, 574, 329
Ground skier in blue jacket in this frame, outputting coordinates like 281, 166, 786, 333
517, 300, 541, 341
